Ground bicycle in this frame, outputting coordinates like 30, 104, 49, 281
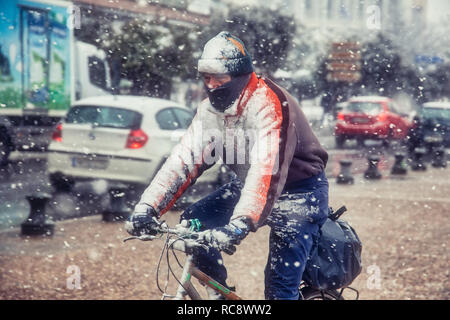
123, 215, 359, 300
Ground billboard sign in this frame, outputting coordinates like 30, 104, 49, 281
0, 0, 72, 111
326, 42, 362, 83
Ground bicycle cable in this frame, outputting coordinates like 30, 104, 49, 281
166, 236, 192, 295
155, 221, 182, 295
155, 232, 170, 295
155, 233, 192, 298
171, 245, 184, 268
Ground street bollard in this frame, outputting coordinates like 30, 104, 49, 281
431, 146, 447, 168
364, 155, 382, 180
337, 159, 354, 184
21, 193, 54, 236
410, 147, 427, 171
102, 187, 132, 222
391, 153, 408, 175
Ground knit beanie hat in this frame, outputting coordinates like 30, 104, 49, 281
198, 31, 254, 76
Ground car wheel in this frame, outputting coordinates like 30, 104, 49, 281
382, 130, 393, 148
335, 136, 345, 149
125, 183, 146, 207
356, 137, 365, 148
0, 131, 11, 166
49, 172, 75, 193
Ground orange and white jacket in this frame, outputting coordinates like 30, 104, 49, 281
138, 73, 328, 230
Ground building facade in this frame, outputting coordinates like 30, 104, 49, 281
281, 0, 428, 33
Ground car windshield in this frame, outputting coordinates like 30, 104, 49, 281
347, 102, 382, 115
421, 107, 450, 120
66, 106, 142, 129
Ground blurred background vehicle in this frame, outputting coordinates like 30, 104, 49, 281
0, 117, 14, 166
0, 0, 111, 165
334, 96, 413, 148
407, 101, 450, 152
47, 95, 226, 204
299, 98, 324, 129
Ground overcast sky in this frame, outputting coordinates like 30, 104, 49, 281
427, 0, 450, 24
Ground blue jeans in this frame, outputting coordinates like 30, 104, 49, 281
180, 171, 329, 300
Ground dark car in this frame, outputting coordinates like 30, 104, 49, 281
0, 116, 14, 166
407, 101, 450, 152
334, 96, 413, 148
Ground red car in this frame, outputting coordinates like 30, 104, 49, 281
334, 96, 413, 148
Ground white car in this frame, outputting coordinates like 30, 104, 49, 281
47, 95, 225, 195
300, 99, 324, 129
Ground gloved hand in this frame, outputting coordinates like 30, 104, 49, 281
125, 203, 159, 236
201, 217, 252, 255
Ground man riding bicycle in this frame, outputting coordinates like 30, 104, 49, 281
125, 31, 329, 300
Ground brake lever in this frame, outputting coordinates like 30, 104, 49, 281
184, 231, 211, 251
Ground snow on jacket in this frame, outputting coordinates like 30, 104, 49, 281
138, 72, 328, 230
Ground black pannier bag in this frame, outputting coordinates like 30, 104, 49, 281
303, 206, 362, 290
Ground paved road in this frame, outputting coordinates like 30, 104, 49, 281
1, 159, 448, 300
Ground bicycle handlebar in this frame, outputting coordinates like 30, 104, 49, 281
123, 218, 210, 253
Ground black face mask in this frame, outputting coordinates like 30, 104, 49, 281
205, 73, 251, 112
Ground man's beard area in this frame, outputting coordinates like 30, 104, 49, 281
205, 74, 251, 112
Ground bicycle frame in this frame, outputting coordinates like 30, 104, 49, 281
170, 253, 241, 300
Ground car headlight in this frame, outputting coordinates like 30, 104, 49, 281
424, 135, 443, 143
